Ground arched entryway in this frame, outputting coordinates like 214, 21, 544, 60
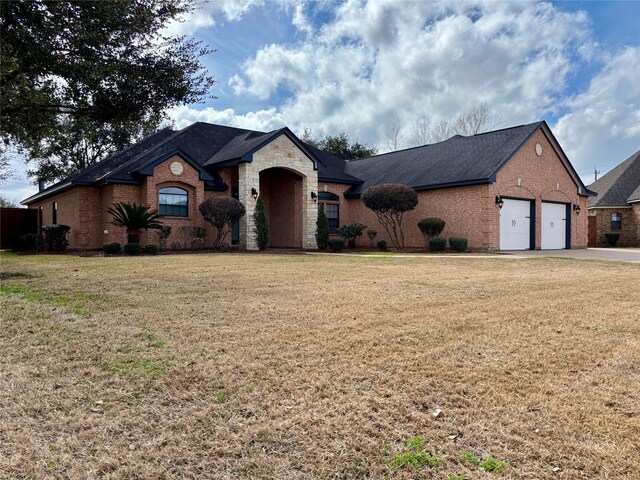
259, 167, 303, 248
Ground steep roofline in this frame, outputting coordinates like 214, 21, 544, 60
137, 148, 213, 181
587, 149, 640, 207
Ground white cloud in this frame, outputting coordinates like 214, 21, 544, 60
168, 105, 285, 132
553, 46, 640, 183
163, 0, 263, 36
227, 0, 593, 145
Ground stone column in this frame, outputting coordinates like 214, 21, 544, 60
302, 174, 319, 249
239, 162, 259, 250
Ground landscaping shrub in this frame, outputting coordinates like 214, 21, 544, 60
429, 237, 446, 251
19, 233, 44, 252
362, 183, 418, 249
124, 243, 141, 255
328, 239, 344, 252
144, 244, 159, 255
41, 224, 70, 251
157, 225, 172, 250
449, 236, 468, 252
108, 202, 163, 244
377, 239, 387, 250
367, 229, 377, 246
337, 223, 367, 248
604, 232, 620, 247
191, 237, 205, 250
199, 197, 246, 250
103, 242, 121, 254
418, 217, 446, 240
316, 205, 330, 249
253, 196, 269, 250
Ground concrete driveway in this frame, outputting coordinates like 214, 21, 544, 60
503, 248, 640, 264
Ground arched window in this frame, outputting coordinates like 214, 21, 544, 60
318, 191, 340, 232
611, 212, 621, 230
159, 187, 188, 217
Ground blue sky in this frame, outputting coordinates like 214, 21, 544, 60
4, 0, 639, 203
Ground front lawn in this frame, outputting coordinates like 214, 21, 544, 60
1, 252, 638, 479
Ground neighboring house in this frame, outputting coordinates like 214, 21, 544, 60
587, 150, 640, 247
22, 120, 593, 251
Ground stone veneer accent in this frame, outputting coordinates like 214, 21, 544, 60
239, 134, 318, 250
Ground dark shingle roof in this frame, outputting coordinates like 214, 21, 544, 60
587, 150, 640, 207
344, 122, 543, 196
22, 119, 592, 206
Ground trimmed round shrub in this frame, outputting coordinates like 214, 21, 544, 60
361, 183, 418, 249
328, 239, 344, 252
418, 217, 446, 239
144, 244, 159, 255
199, 196, 246, 250
124, 243, 141, 255
191, 237, 205, 250
20, 233, 44, 252
377, 239, 387, 250
449, 236, 468, 252
429, 237, 446, 252
41, 224, 70, 251
103, 242, 121, 254
604, 232, 620, 247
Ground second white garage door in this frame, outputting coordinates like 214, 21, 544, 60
541, 202, 567, 249
500, 198, 532, 250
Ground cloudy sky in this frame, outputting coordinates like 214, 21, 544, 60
5, 0, 639, 203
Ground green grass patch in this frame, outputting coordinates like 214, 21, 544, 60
103, 355, 167, 379
0, 283, 95, 318
388, 436, 444, 470
139, 331, 166, 348
214, 391, 226, 404
463, 451, 507, 472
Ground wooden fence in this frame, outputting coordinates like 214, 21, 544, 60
0, 208, 37, 249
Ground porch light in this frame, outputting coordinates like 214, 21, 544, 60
573, 203, 581, 215
495, 195, 504, 209
251, 187, 258, 200
310, 191, 318, 202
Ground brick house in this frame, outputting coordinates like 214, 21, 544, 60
587, 150, 640, 247
22, 120, 593, 251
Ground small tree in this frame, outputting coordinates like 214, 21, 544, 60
361, 183, 418, 249
316, 205, 330, 249
108, 202, 163, 244
199, 197, 246, 249
253, 196, 269, 250
418, 217, 446, 244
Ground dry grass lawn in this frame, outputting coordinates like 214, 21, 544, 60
1, 251, 638, 479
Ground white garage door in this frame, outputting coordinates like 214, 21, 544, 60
500, 198, 531, 250
541, 202, 567, 250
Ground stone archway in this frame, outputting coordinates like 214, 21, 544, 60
238, 134, 318, 250
259, 167, 303, 247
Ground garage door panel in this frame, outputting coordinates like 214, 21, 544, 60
500, 198, 532, 250
541, 202, 567, 250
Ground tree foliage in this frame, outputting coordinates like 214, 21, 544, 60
316, 205, 330, 249
199, 197, 246, 250
253, 196, 269, 250
1, 0, 214, 180
108, 202, 163, 244
361, 183, 418, 249
302, 129, 376, 160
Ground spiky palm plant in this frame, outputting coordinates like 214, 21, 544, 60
107, 202, 163, 244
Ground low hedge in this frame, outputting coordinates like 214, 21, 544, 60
123, 243, 141, 255
328, 239, 344, 252
604, 232, 620, 247
429, 237, 446, 252
103, 242, 121, 254
144, 244, 159, 255
377, 240, 387, 250
41, 224, 70, 251
20, 233, 44, 252
449, 236, 468, 252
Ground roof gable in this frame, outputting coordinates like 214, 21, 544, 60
588, 149, 640, 207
